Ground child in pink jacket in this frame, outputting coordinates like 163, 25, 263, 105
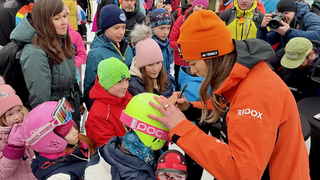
0, 77, 36, 180
68, 24, 87, 82
65, 4, 87, 82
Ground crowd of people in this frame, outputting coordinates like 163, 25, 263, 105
0, 0, 320, 179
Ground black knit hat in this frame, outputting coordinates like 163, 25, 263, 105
277, 0, 297, 13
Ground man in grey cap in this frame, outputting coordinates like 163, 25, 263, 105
267, 37, 320, 101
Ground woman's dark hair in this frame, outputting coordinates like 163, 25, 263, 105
199, 50, 237, 124
31, 0, 75, 64
140, 63, 169, 94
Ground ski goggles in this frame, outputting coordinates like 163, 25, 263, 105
24, 98, 74, 147
156, 171, 187, 180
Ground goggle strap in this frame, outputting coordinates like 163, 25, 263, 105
120, 111, 171, 142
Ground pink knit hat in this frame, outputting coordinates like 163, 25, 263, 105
54, 120, 74, 138
192, 0, 209, 9
0, 77, 23, 117
135, 38, 163, 68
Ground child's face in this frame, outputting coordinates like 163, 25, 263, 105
193, 4, 206, 12
107, 78, 130, 98
104, 23, 126, 43
156, 0, 164, 8
152, 25, 171, 41
65, 126, 79, 145
145, 61, 163, 79
3, 106, 24, 127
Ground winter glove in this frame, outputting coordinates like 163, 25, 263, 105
3, 123, 25, 160
7, 123, 24, 147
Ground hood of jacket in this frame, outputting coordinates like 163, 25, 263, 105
91, 30, 120, 52
31, 148, 88, 180
215, 39, 275, 96
10, 13, 35, 46
101, 136, 157, 179
234, 0, 257, 17
296, 1, 310, 21
129, 57, 143, 78
90, 76, 132, 105
178, 66, 203, 86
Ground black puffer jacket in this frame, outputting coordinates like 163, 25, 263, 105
172, 0, 191, 20
124, 2, 146, 41
0, 0, 32, 46
128, 75, 174, 98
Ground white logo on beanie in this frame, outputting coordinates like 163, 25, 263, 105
0, 91, 9, 98
201, 50, 218, 58
119, 13, 126, 22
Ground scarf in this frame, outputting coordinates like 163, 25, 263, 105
123, 131, 157, 167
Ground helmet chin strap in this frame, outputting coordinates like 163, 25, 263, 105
122, 131, 157, 168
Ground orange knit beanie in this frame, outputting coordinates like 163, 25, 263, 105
177, 10, 235, 60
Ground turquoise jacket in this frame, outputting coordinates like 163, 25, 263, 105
10, 13, 79, 110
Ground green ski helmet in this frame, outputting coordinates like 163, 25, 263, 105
120, 92, 170, 150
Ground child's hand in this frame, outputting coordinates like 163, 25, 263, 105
3, 123, 25, 160
7, 123, 24, 147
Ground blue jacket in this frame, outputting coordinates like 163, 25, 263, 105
178, 66, 204, 102
152, 35, 175, 79
86, 136, 156, 180
257, 2, 320, 50
262, 0, 279, 14
31, 148, 88, 180
84, 30, 133, 90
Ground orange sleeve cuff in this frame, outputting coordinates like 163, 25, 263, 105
169, 120, 198, 141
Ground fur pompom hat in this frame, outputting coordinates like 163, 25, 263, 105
130, 24, 163, 68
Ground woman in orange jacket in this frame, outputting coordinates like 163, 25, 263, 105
148, 10, 310, 180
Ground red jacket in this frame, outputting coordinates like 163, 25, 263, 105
169, 39, 310, 179
169, 8, 190, 66
85, 77, 132, 147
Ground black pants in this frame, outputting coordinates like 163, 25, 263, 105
77, 24, 87, 40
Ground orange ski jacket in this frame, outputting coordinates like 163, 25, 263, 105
169, 39, 310, 180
